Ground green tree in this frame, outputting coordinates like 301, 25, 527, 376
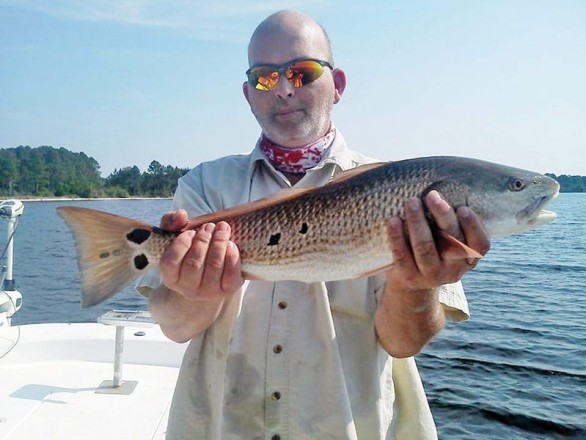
0, 152, 18, 195
106, 166, 143, 196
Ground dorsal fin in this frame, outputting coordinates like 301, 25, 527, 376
185, 186, 317, 229
185, 162, 389, 230
327, 162, 389, 185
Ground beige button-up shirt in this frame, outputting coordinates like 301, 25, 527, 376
139, 131, 469, 439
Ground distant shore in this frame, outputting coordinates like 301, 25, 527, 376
8, 197, 173, 202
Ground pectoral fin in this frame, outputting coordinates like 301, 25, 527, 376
437, 230, 483, 260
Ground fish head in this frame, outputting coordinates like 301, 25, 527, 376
426, 157, 560, 238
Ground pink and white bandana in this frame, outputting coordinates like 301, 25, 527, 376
260, 124, 336, 174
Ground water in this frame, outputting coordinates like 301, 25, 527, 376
7, 199, 169, 324
420, 193, 586, 439
3, 195, 585, 438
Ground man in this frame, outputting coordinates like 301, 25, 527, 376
141, 10, 490, 439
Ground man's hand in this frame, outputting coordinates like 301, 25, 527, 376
149, 209, 244, 343
375, 190, 490, 358
159, 210, 244, 300
386, 190, 490, 291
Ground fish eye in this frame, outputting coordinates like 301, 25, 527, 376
508, 178, 526, 191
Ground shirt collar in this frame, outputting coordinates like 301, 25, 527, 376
248, 128, 355, 180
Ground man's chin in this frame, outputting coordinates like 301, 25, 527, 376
265, 127, 314, 146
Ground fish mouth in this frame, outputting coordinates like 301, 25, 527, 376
516, 194, 558, 226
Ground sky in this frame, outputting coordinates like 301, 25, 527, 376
0, 0, 584, 177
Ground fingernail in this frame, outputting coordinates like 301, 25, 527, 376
183, 230, 196, 240
428, 190, 451, 212
203, 223, 215, 233
406, 197, 421, 212
427, 190, 441, 203
458, 206, 471, 219
388, 217, 402, 230
165, 211, 177, 224
216, 221, 230, 232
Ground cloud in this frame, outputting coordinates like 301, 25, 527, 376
1, 0, 324, 45
1, 0, 320, 27
2, 0, 183, 26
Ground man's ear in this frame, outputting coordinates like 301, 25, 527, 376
332, 68, 346, 104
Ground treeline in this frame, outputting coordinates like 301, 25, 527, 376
0, 146, 190, 198
0, 146, 584, 198
105, 162, 190, 198
545, 174, 586, 193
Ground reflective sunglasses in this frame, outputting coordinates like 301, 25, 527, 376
246, 58, 333, 92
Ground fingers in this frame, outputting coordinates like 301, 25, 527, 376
182, 223, 217, 289
222, 241, 244, 292
386, 193, 492, 290
403, 197, 441, 275
160, 228, 196, 289
386, 217, 417, 274
424, 190, 463, 241
425, 191, 489, 259
197, 222, 233, 291
457, 206, 491, 257
160, 209, 189, 231
160, 221, 243, 299
385, 197, 442, 290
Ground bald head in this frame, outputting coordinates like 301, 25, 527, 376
243, 10, 345, 148
248, 10, 333, 67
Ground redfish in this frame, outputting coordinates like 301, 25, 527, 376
57, 156, 559, 307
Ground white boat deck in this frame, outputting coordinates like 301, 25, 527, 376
0, 321, 187, 440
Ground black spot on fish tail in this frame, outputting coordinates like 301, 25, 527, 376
268, 233, 281, 246
299, 223, 309, 234
133, 254, 149, 270
126, 228, 151, 245
99, 252, 110, 259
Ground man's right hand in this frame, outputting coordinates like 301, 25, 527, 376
159, 209, 244, 300
149, 209, 244, 343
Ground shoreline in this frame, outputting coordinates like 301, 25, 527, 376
6, 197, 173, 203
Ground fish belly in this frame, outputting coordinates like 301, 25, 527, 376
239, 233, 394, 282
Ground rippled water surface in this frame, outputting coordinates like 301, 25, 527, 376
420, 193, 586, 439
4, 194, 585, 438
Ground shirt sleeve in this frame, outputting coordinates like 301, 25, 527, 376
438, 281, 470, 322
373, 275, 470, 322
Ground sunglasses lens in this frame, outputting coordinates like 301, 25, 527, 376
247, 60, 329, 91
286, 60, 325, 88
248, 67, 280, 91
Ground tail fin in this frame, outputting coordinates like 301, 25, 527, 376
57, 206, 158, 308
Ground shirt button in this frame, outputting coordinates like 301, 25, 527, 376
278, 301, 287, 309
273, 344, 283, 354
271, 391, 281, 401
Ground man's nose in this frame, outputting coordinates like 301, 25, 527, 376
275, 77, 295, 99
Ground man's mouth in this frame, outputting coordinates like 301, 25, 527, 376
274, 107, 301, 117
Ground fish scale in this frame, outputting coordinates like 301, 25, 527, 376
57, 156, 559, 307
231, 163, 432, 281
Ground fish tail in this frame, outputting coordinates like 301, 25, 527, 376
57, 206, 163, 308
